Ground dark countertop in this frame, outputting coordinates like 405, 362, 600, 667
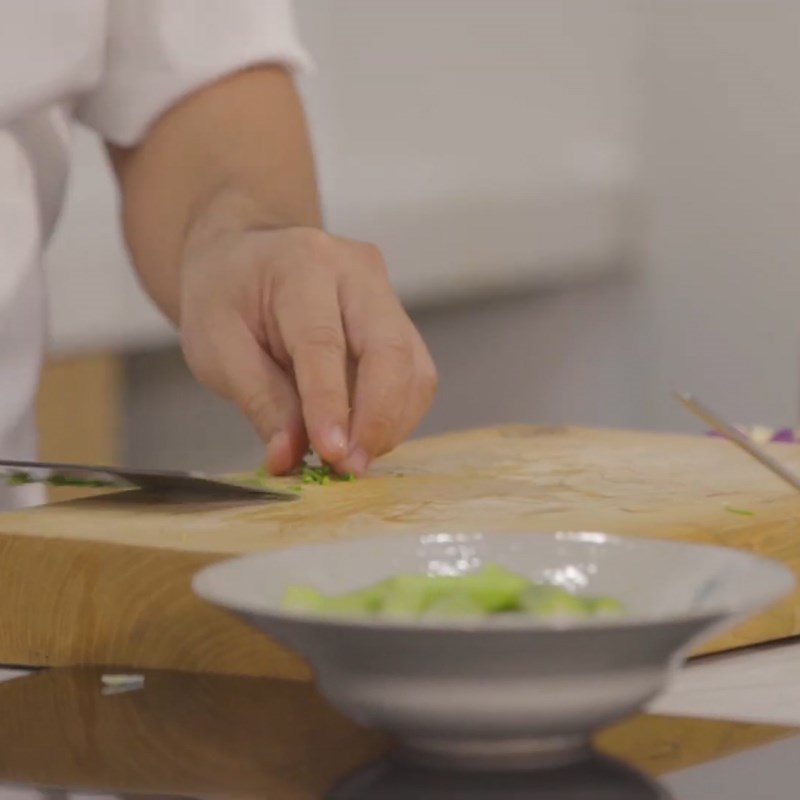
0, 667, 794, 798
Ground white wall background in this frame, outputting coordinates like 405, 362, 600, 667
640, 0, 800, 429
295, 0, 639, 305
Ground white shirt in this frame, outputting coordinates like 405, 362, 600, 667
0, 0, 309, 509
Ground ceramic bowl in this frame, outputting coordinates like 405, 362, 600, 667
193, 532, 794, 769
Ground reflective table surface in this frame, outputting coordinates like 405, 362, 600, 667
0, 667, 795, 798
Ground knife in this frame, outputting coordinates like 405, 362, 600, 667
0, 458, 298, 502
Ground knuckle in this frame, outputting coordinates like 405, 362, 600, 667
375, 336, 414, 364
293, 324, 345, 357
287, 227, 336, 260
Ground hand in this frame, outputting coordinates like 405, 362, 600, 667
178, 226, 437, 476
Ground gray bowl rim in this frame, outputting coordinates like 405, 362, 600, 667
192, 531, 796, 634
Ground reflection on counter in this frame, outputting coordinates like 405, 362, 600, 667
0, 667, 792, 799
328, 754, 667, 799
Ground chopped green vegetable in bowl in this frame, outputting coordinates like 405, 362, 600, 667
280, 563, 624, 620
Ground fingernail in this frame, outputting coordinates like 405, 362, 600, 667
325, 425, 348, 457
342, 448, 369, 476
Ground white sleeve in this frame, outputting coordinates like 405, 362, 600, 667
76, 0, 313, 146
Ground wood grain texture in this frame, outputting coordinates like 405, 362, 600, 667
1, 425, 800, 676
598, 713, 796, 776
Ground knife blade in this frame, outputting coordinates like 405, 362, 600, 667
0, 458, 298, 502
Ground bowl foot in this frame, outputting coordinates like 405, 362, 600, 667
395, 734, 591, 771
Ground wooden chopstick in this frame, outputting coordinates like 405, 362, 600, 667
675, 392, 800, 494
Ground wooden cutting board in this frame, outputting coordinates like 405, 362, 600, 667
1, 425, 799, 679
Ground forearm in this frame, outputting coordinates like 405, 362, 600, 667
108, 65, 321, 323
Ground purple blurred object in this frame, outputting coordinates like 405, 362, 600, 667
771, 428, 797, 443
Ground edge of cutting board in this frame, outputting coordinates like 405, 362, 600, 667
0, 424, 798, 676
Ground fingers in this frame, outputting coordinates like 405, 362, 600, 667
393, 339, 438, 444
181, 316, 307, 474
344, 326, 437, 473
270, 259, 350, 466
337, 253, 437, 474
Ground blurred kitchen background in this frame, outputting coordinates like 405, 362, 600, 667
38, 0, 800, 473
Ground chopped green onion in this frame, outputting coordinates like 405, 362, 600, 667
301, 463, 332, 484
248, 453, 356, 489
724, 505, 756, 516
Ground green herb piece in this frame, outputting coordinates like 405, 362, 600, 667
236, 467, 300, 496
724, 505, 756, 516
47, 473, 117, 488
5, 471, 117, 488
301, 463, 332, 484
247, 453, 356, 489
299, 458, 354, 485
